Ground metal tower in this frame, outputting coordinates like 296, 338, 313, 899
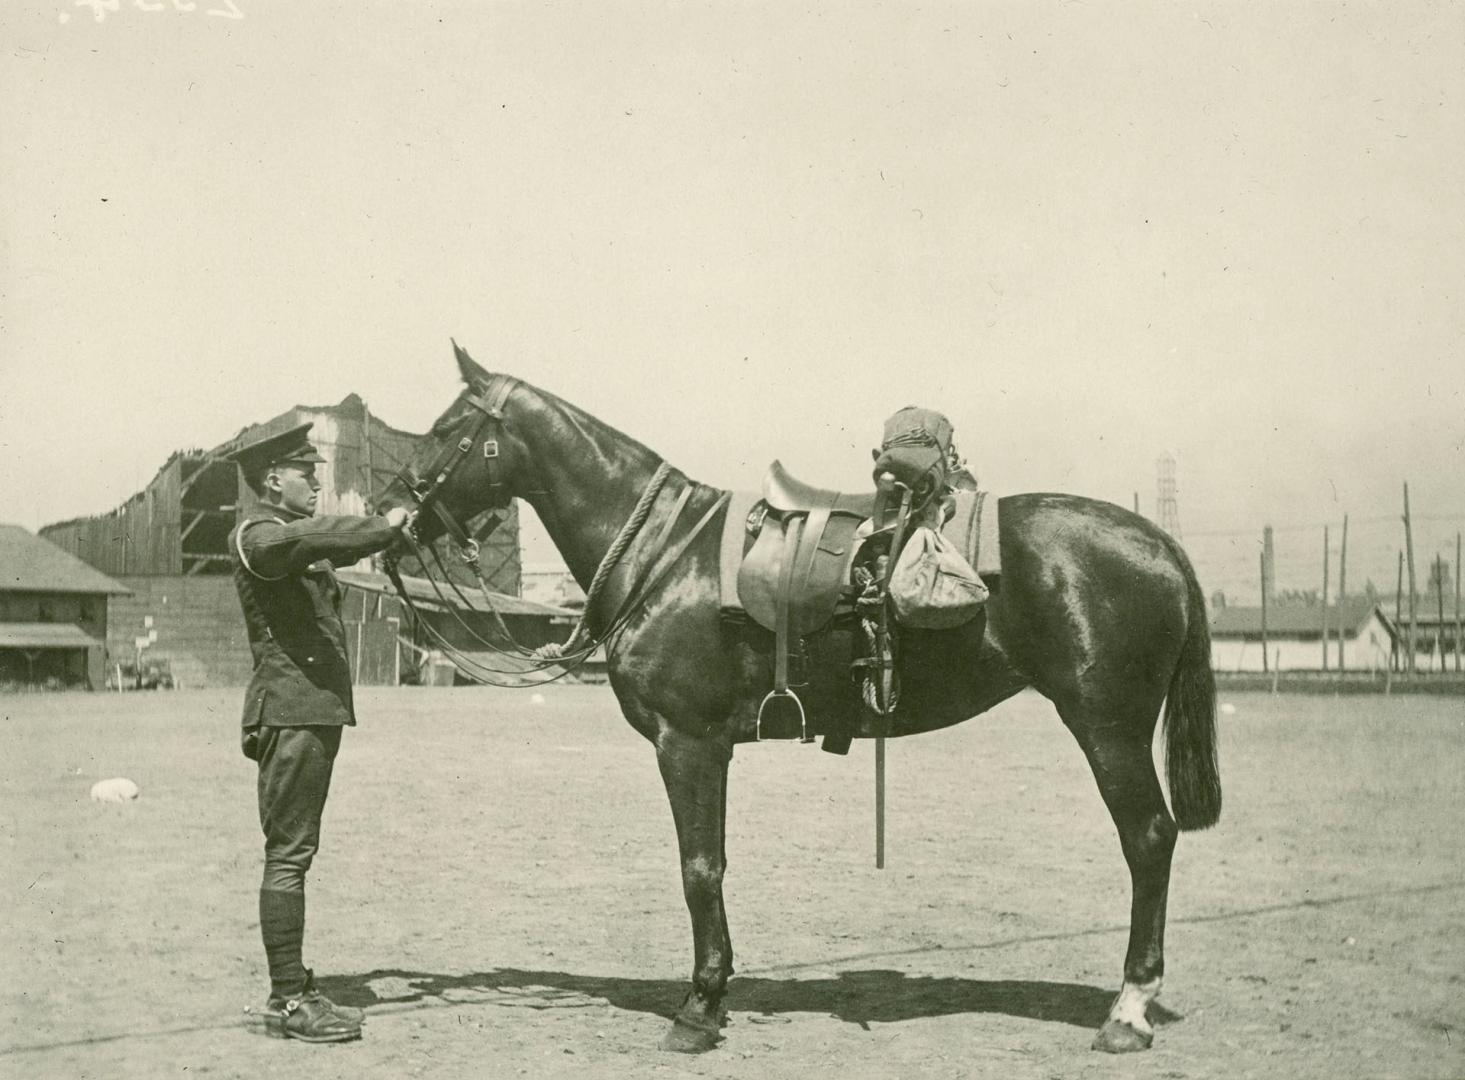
1156, 454, 1182, 540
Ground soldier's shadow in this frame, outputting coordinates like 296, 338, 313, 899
318, 967, 1180, 1031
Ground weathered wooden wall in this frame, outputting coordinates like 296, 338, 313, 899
41, 457, 186, 576
42, 394, 522, 595
108, 576, 252, 689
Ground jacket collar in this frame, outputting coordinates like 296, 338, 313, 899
245, 498, 310, 523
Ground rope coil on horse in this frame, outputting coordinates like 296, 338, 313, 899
532, 462, 672, 661
852, 563, 900, 715
386, 453, 726, 687
401, 461, 671, 667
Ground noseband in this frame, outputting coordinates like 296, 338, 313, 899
396, 375, 519, 561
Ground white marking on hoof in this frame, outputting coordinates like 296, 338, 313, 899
1106, 977, 1161, 1035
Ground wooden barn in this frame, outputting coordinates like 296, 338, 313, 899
0, 524, 130, 690
1209, 598, 1398, 673
39, 393, 530, 688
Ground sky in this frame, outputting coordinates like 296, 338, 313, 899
2, 1, 1461, 602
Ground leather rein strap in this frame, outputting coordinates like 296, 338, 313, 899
386, 374, 730, 684
389, 483, 728, 684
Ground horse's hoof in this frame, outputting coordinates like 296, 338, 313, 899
1091, 1019, 1153, 1053
660, 1018, 721, 1053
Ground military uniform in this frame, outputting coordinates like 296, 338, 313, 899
226, 424, 404, 1042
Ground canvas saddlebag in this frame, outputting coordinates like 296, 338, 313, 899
888, 525, 989, 629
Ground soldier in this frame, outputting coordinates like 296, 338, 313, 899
225, 423, 413, 1043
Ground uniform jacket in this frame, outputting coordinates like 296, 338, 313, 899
230, 505, 399, 734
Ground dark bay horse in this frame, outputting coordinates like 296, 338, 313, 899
377, 345, 1221, 1055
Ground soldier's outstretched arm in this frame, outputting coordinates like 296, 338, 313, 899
238, 515, 404, 578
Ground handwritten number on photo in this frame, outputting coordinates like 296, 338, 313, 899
76, 0, 119, 21
71, 0, 244, 19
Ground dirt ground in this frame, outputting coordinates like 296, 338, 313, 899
3, 685, 1462, 1080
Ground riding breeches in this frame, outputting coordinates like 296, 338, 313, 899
255, 725, 341, 893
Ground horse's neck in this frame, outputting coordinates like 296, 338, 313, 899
517, 391, 665, 592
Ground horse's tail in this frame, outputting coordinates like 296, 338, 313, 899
1159, 532, 1221, 831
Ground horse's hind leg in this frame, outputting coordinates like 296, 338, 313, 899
1063, 715, 1179, 1053
654, 724, 734, 1053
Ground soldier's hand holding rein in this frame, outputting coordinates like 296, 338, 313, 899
382, 507, 416, 534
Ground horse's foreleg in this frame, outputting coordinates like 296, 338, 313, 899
1069, 724, 1178, 1053
654, 724, 733, 1053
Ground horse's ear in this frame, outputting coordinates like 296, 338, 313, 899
451, 338, 489, 385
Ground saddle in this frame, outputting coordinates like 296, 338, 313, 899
725, 462, 997, 749
736, 461, 892, 743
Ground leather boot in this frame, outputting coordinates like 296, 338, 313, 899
302, 968, 366, 1024
260, 994, 361, 1043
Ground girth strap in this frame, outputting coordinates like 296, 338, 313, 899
773, 516, 803, 695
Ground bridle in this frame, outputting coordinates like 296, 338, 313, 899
383, 373, 729, 687
387, 372, 565, 683
395, 374, 520, 564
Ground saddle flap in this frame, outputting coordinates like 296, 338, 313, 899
736, 503, 864, 636
736, 510, 787, 630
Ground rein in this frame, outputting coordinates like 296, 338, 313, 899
384, 375, 728, 686
531, 462, 672, 660
386, 481, 727, 685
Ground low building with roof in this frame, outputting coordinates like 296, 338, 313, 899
1387, 594, 1463, 673
0, 524, 131, 689
1209, 597, 1397, 673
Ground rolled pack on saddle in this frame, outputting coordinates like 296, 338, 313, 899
872, 407, 989, 630
724, 406, 991, 748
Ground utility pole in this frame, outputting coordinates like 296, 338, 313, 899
1436, 555, 1447, 674
1321, 526, 1330, 671
1456, 533, 1462, 674
1263, 525, 1276, 602
1260, 548, 1269, 674
1337, 514, 1348, 670
1403, 483, 1418, 674
1394, 551, 1404, 672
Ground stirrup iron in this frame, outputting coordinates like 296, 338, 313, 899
755, 688, 811, 743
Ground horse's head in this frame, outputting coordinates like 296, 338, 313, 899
376, 341, 544, 550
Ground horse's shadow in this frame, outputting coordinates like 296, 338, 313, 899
317, 967, 1180, 1031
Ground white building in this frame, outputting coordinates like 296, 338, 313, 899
1209, 598, 1397, 672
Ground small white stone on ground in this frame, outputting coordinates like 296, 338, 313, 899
90, 778, 140, 802
1220, 702, 1237, 715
